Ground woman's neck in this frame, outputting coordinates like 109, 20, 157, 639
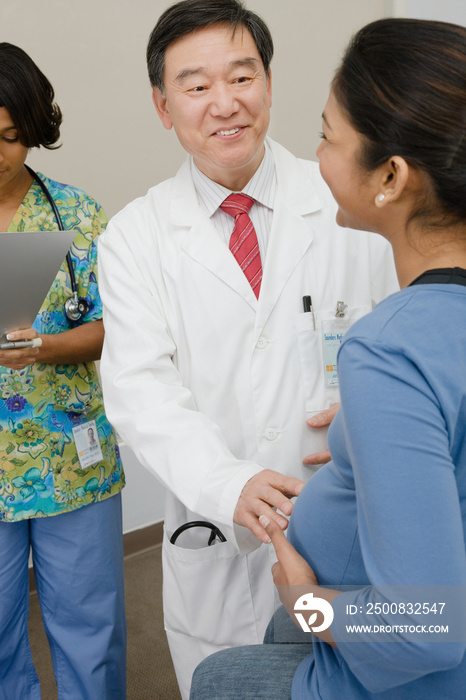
391, 223, 466, 288
0, 165, 34, 230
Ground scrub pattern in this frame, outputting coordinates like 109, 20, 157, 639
0, 174, 124, 521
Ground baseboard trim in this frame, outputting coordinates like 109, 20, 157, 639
29, 521, 164, 594
123, 521, 164, 559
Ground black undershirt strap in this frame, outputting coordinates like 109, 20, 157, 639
408, 267, 466, 287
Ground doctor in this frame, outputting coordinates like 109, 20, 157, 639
98, 1, 398, 697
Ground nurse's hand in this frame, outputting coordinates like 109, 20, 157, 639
0, 328, 41, 370
302, 403, 340, 466
0, 320, 104, 370
233, 469, 305, 544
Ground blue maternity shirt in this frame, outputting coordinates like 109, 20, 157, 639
288, 281, 466, 699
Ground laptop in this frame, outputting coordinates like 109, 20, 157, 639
0, 229, 78, 341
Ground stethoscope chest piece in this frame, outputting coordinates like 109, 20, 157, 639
64, 293, 90, 322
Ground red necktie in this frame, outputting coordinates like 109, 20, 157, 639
220, 193, 262, 298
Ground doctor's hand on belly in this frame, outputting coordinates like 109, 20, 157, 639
234, 470, 305, 544
302, 403, 340, 466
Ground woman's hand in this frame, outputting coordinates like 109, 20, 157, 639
259, 515, 318, 589
260, 515, 339, 646
259, 514, 318, 625
0, 320, 104, 369
0, 328, 41, 369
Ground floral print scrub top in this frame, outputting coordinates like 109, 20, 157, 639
0, 174, 124, 522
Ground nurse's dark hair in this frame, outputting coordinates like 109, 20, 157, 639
0, 43, 62, 149
147, 0, 273, 91
333, 18, 466, 223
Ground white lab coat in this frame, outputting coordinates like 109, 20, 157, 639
98, 139, 398, 699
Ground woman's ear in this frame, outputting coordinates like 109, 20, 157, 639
374, 156, 409, 208
152, 87, 173, 130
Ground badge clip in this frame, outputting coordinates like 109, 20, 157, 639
335, 301, 348, 318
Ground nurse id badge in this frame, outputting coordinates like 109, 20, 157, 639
321, 318, 351, 388
72, 420, 104, 469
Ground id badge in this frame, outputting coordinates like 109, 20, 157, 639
321, 318, 351, 388
72, 419, 104, 469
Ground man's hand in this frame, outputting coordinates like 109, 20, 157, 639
303, 403, 340, 466
233, 470, 305, 544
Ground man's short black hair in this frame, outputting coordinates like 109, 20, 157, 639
147, 0, 273, 91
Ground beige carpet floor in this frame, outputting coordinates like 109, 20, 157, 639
28, 545, 181, 699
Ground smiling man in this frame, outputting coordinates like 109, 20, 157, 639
97, 1, 398, 697
153, 23, 272, 191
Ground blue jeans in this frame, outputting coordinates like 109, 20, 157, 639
0, 494, 126, 700
190, 606, 314, 700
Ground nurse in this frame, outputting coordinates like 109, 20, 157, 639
98, 1, 397, 697
0, 43, 126, 699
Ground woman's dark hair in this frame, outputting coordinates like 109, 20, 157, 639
0, 43, 62, 149
333, 18, 466, 223
147, 0, 273, 92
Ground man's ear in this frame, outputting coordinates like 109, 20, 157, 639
266, 68, 272, 109
374, 156, 409, 208
152, 87, 173, 130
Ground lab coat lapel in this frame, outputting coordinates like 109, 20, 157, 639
254, 140, 322, 338
173, 160, 258, 311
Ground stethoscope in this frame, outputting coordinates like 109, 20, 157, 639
169, 521, 227, 547
25, 164, 89, 323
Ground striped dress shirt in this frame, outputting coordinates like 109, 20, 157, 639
191, 141, 277, 261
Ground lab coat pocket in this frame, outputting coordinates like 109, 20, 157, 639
162, 530, 259, 646
296, 305, 372, 413
296, 311, 325, 414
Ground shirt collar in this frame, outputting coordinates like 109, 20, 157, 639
191, 141, 276, 217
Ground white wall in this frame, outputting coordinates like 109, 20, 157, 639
119, 444, 165, 532
389, 0, 465, 23
1, 0, 387, 218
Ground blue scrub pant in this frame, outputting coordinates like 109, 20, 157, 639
0, 493, 126, 700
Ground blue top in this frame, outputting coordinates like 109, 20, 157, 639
288, 283, 466, 699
